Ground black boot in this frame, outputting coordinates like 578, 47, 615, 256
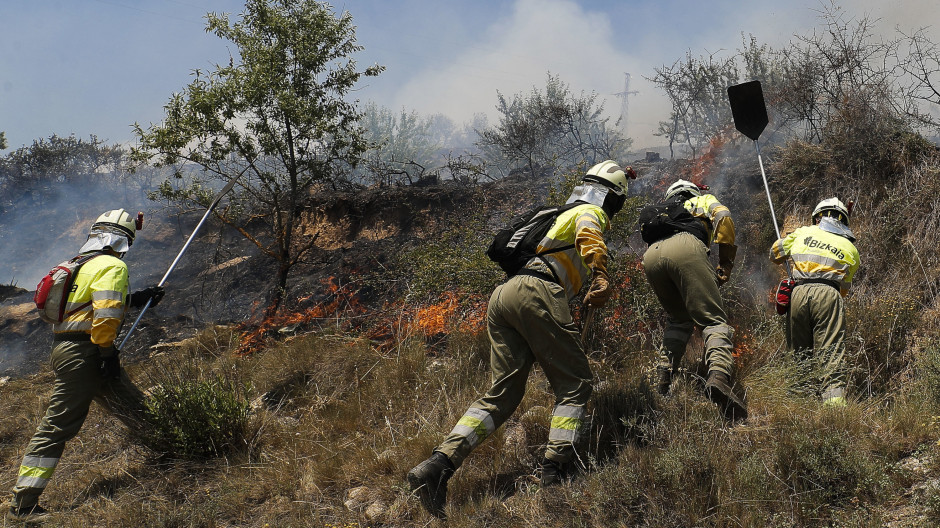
705, 371, 747, 422
540, 457, 567, 487
8, 504, 50, 521
656, 367, 673, 396
407, 451, 455, 518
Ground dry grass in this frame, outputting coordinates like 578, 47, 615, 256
4, 145, 940, 527
2, 317, 939, 527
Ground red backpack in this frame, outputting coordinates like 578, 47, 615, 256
775, 278, 796, 315
34, 253, 102, 324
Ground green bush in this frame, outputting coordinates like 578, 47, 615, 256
846, 293, 920, 394
912, 336, 940, 409
145, 376, 251, 458
773, 412, 892, 519
399, 205, 502, 301
586, 361, 659, 463
923, 482, 940, 526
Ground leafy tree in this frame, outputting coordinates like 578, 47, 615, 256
478, 73, 630, 179
356, 103, 439, 186
0, 132, 7, 150
772, 5, 900, 143
0, 134, 126, 207
649, 51, 739, 158
133, 0, 383, 315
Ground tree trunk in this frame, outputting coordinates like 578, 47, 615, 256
265, 259, 290, 318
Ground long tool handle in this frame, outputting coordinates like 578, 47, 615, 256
754, 141, 792, 276
581, 305, 595, 345
118, 177, 239, 349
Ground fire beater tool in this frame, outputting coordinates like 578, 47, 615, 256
118, 176, 240, 348
727, 80, 791, 275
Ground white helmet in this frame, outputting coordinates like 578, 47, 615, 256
584, 160, 631, 196
664, 179, 701, 201
91, 209, 142, 246
812, 197, 850, 226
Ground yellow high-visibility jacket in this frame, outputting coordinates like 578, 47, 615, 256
52, 253, 129, 346
770, 219, 860, 297
527, 203, 610, 299
684, 193, 736, 247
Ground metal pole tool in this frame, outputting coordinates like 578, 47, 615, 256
119, 177, 239, 348
728, 80, 791, 275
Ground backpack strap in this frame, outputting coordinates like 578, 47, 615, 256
62, 252, 106, 317
515, 268, 558, 284
532, 201, 586, 258
525, 201, 590, 281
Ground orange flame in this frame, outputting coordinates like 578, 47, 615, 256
410, 291, 487, 337
236, 278, 490, 356
684, 134, 727, 185
236, 276, 364, 355
732, 323, 754, 363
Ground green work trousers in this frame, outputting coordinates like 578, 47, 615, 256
643, 232, 735, 376
11, 339, 147, 509
435, 274, 592, 467
787, 283, 847, 400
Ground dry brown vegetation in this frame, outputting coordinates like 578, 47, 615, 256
1, 295, 939, 527
3, 141, 940, 527
5, 4, 940, 525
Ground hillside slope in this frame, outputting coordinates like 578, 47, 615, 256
2, 146, 940, 526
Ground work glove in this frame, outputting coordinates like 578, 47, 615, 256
583, 269, 612, 308
716, 243, 736, 287
130, 285, 165, 308
716, 265, 731, 287
98, 346, 121, 380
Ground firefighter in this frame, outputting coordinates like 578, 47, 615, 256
407, 161, 632, 518
769, 198, 860, 405
8, 209, 164, 521
644, 179, 747, 420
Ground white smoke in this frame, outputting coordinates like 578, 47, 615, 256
361, 0, 940, 151
0, 181, 161, 287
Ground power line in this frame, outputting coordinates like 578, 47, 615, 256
613, 73, 639, 137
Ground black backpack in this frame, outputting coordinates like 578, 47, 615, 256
638, 198, 709, 246
487, 201, 586, 276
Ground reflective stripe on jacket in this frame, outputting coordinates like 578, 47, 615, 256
684, 193, 735, 246
770, 223, 860, 296
52, 253, 129, 346
528, 203, 609, 299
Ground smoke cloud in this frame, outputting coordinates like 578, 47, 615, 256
0, 181, 166, 288
3, 0, 939, 153
357, 0, 940, 150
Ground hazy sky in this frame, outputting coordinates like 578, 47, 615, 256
2, 0, 937, 151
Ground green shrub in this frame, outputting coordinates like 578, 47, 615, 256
732, 452, 788, 526
923, 482, 940, 525
911, 336, 940, 409
145, 375, 251, 458
773, 411, 892, 519
398, 200, 502, 302
586, 362, 658, 463
846, 293, 920, 395
641, 394, 739, 526
578, 456, 648, 526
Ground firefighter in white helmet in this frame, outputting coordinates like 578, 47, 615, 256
770, 198, 860, 405
641, 179, 746, 420
8, 210, 164, 521
407, 161, 634, 519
